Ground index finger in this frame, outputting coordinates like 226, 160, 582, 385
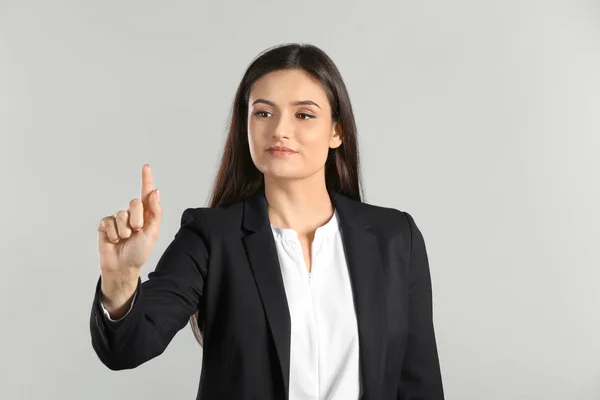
141, 164, 154, 201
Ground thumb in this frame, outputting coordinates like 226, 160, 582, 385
143, 189, 162, 237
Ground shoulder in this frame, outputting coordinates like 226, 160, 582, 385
178, 198, 245, 235
339, 196, 427, 259
336, 194, 418, 235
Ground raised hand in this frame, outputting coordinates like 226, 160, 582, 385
97, 164, 162, 313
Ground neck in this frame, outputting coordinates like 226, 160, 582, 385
264, 173, 334, 236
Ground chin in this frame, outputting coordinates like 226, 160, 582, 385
260, 165, 306, 181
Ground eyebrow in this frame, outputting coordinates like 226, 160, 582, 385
251, 98, 321, 109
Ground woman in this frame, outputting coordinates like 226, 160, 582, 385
90, 43, 444, 400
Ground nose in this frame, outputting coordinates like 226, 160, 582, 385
272, 114, 294, 139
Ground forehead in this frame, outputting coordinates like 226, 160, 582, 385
249, 69, 330, 107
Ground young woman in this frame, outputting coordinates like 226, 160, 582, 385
91, 43, 444, 400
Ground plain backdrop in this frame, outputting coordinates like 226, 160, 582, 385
1, 1, 599, 399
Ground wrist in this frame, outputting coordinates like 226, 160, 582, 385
100, 272, 138, 308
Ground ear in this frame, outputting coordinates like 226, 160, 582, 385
329, 122, 343, 149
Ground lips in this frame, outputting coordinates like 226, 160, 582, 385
267, 146, 297, 156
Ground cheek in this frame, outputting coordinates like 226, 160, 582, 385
298, 130, 332, 164
247, 124, 266, 156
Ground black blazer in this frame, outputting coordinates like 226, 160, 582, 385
90, 190, 444, 400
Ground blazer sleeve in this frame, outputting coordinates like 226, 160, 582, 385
398, 212, 444, 399
89, 208, 209, 370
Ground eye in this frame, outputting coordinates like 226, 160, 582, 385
297, 113, 315, 120
254, 111, 272, 118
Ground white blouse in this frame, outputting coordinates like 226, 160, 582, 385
271, 210, 362, 400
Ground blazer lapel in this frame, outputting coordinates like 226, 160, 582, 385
333, 193, 388, 400
241, 191, 292, 399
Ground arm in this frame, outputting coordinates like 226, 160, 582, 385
89, 208, 209, 370
398, 212, 444, 399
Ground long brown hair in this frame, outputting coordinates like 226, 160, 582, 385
190, 43, 363, 346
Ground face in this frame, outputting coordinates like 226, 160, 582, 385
247, 69, 342, 182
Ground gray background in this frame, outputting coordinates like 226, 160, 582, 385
1, 0, 599, 399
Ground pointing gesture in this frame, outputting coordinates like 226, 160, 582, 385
141, 162, 155, 208
139, 164, 161, 238
97, 165, 163, 311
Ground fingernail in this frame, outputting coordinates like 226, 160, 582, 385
156, 189, 160, 202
